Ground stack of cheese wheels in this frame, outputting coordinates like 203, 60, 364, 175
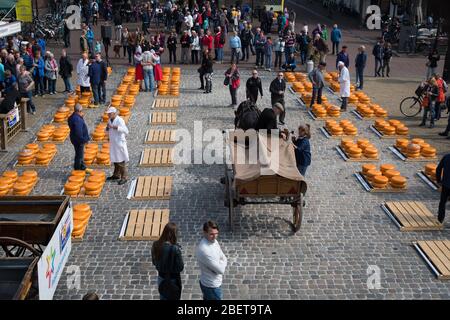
18, 149, 35, 165
340, 137, 355, 151
382, 124, 396, 136
169, 85, 179, 96
373, 119, 388, 132
372, 175, 389, 189
292, 82, 304, 92
129, 84, 140, 96
355, 91, 371, 104
295, 72, 307, 81
119, 106, 131, 117
381, 164, 401, 182
390, 176, 407, 189
366, 169, 383, 184
284, 72, 296, 82
123, 95, 135, 108
54, 107, 71, 123
111, 99, 121, 107
92, 123, 107, 142
329, 123, 344, 136
52, 125, 70, 142
424, 163, 437, 180
127, 67, 136, 76
326, 120, 338, 132
117, 84, 128, 95
363, 145, 378, 159
84, 170, 106, 196
380, 164, 395, 174
101, 112, 109, 122
347, 145, 363, 159
95, 145, 110, 165
406, 143, 421, 158
12, 170, 38, 195
0, 171, 18, 196
302, 93, 312, 105
36, 124, 55, 141
84, 144, 98, 165
330, 81, 340, 92
340, 120, 358, 136
34, 147, 53, 165
72, 203, 93, 238
64, 170, 86, 196
158, 83, 169, 95
111, 94, 123, 105
303, 82, 313, 93
327, 105, 341, 118
329, 72, 339, 81
369, 104, 388, 117
395, 138, 409, 153
348, 93, 359, 104
323, 72, 332, 82
421, 145, 436, 158
122, 75, 133, 84
312, 104, 327, 118
65, 96, 76, 109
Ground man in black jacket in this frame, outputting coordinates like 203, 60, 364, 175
436, 153, 450, 223
246, 70, 263, 103
68, 104, 90, 170
59, 49, 74, 93
269, 72, 287, 124
256, 103, 284, 132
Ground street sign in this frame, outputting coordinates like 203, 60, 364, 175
0, 21, 22, 37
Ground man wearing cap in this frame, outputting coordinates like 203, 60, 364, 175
269, 72, 287, 124
68, 104, 90, 170
106, 107, 129, 185
338, 61, 350, 111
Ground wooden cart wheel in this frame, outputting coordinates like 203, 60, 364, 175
292, 194, 303, 233
0, 237, 41, 257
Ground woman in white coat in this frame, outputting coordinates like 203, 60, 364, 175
106, 107, 129, 185
338, 61, 350, 111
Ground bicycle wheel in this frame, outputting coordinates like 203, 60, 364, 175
400, 96, 422, 117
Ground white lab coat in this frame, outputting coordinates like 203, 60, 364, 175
76, 58, 90, 87
107, 116, 129, 163
339, 66, 351, 98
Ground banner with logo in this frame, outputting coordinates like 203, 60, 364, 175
37, 203, 73, 300
16, 0, 33, 23
7, 107, 19, 128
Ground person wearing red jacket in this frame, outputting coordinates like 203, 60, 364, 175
214, 27, 225, 63
202, 30, 214, 52
434, 74, 447, 121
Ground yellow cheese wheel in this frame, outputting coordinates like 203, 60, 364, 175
390, 176, 407, 186
421, 147, 436, 157
2, 171, 18, 181
84, 182, 102, 192
425, 164, 437, 174
71, 170, 86, 177
366, 170, 383, 181
87, 175, 104, 184
383, 170, 401, 180
407, 144, 421, 152
64, 189, 80, 196
380, 164, 395, 173
372, 182, 388, 189
68, 175, 85, 184
14, 190, 29, 196
13, 182, 29, 192
362, 164, 376, 174
22, 171, 38, 181
0, 184, 10, 191
373, 175, 389, 184
411, 138, 424, 145
74, 203, 91, 213
73, 210, 91, 223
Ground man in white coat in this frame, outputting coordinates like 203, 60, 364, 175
338, 61, 350, 111
76, 51, 91, 93
105, 107, 129, 185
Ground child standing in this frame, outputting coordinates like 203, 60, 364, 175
264, 36, 273, 72
274, 35, 285, 70
293, 124, 311, 177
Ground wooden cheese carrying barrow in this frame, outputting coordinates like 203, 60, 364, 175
223, 130, 308, 233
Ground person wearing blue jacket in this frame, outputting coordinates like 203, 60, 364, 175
229, 31, 242, 65
336, 45, 350, 69
436, 153, 450, 223
32, 51, 45, 96
355, 46, 367, 90
88, 53, 108, 105
293, 124, 312, 177
330, 24, 342, 55
37, 37, 46, 56
22, 51, 33, 71
86, 25, 95, 55
68, 104, 90, 170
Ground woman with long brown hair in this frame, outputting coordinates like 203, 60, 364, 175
151, 222, 184, 300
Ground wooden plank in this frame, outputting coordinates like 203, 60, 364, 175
134, 209, 146, 237
154, 148, 162, 165
392, 201, 423, 228
386, 202, 416, 229
149, 148, 157, 165
160, 209, 170, 229
418, 241, 450, 277
151, 209, 162, 238
125, 210, 138, 237
423, 241, 450, 276
143, 176, 153, 198
134, 177, 145, 198
142, 210, 154, 238
164, 176, 173, 198
143, 149, 150, 165
404, 201, 437, 227
434, 241, 450, 275
149, 176, 158, 198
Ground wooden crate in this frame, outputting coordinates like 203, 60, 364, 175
320, 127, 358, 139
14, 150, 58, 168
152, 98, 179, 109
370, 125, 409, 139
307, 110, 340, 121
389, 146, 437, 162
414, 241, 450, 280
354, 172, 407, 193
139, 148, 174, 167
129, 176, 173, 200
382, 201, 444, 231
119, 209, 170, 241
150, 112, 177, 125
144, 129, 176, 144
335, 146, 379, 162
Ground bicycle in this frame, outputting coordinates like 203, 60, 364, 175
400, 92, 448, 118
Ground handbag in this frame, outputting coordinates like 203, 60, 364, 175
158, 246, 181, 300
224, 76, 230, 86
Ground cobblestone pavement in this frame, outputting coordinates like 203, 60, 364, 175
1, 62, 447, 299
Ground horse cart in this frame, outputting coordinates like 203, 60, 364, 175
0, 196, 70, 299
223, 130, 307, 232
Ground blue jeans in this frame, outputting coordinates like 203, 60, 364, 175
73, 143, 86, 170
92, 83, 100, 104
34, 74, 44, 95
21, 91, 36, 113
422, 103, 435, 125
143, 68, 155, 92
217, 47, 224, 62
199, 281, 222, 300
63, 77, 73, 92
265, 53, 272, 69
48, 79, 56, 93
298, 165, 308, 177
356, 68, 364, 89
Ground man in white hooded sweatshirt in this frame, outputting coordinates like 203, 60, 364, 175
338, 61, 350, 111
196, 220, 227, 300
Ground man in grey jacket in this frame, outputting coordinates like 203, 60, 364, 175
308, 61, 326, 108
196, 221, 227, 300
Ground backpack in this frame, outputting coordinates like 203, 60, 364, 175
219, 32, 226, 45
234, 100, 261, 130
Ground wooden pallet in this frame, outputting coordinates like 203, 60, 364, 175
14, 150, 58, 168
62, 186, 104, 199
381, 201, 444, 231
417, 171, 440, 191
351, 110, 387, 121
370, 125, 409, 139
0, 178, 39, 197
414, 241, 450, 280
119, 209, 170, 241
308, 110, 340, 121
144, 129, 176, 144
139, 148, 174, 167
152, 98, 179, 109
389, 146, 438, 162
128, 176, 173, 200
354, 172, 407, 193
150, 112, 177, 125
320, 127, 358, 139
335, 146, 379, 162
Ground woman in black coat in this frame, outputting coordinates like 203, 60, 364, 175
59, 49, 74, 93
